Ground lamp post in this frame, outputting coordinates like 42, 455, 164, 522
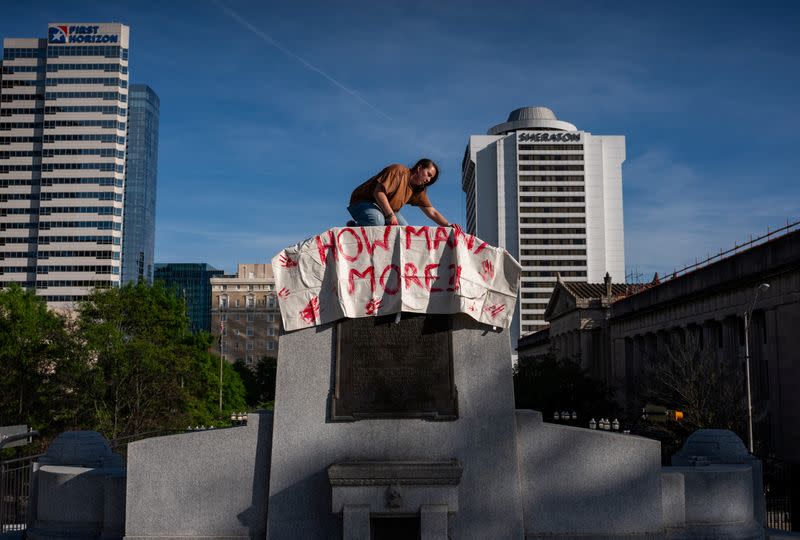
743, 282, 769, 454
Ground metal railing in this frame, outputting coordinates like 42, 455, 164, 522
764, 457, 797, 532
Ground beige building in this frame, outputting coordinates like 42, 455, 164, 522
210, 263, 280, 367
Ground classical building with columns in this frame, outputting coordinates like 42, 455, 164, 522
518, 227, 800, 465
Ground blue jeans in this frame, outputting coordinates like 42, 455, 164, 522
347, 201, 408, 226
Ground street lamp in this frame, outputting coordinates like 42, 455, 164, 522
744, 282, 769, 454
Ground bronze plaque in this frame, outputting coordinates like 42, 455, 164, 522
331, 314, 458, 421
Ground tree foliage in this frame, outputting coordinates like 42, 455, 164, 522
0, 282, 249, 447
234, 356, 277, 408
0, 284, 91, 437
513, 353, 620, 422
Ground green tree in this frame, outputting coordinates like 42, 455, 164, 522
233, 356, 277, 408
0, 284, 91, 439
513, 353, 620, 422
77, 282, 247, 438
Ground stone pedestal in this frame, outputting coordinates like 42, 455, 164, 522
266, 314, 525, 539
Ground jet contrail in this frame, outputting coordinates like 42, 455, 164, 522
212, 0, 393, 122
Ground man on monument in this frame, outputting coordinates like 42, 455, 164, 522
346, 159, 454, 227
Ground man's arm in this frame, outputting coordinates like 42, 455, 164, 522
420, 205, 452, 227
372, 184, 399, 225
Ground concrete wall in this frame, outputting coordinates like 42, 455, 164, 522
515, 410, 663, 537
125, 411, 273, 540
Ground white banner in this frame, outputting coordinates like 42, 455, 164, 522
272, 226, 521, 332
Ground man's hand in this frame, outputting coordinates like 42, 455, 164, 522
387, 214, 399, 226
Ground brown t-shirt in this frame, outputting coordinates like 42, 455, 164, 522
349, 164, 432, 211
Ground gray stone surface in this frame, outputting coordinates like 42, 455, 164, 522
342, 506, 369, 540
267, 314, 525, 539
420, 505, 448, 540
515, 410, 663, 537
661, 470, 686, 529
26, 431, 126, 540
125, 411, 273, 540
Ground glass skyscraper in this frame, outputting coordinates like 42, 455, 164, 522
122, 84, 159, 285
154, 263, 224, 333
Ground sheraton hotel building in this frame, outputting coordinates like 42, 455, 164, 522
0, 23, 159, 307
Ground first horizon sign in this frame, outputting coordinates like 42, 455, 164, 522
48, 25, 119, 44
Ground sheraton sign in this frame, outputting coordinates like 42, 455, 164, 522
518, 132, 581, 142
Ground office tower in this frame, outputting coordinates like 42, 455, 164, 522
0, 23, 129, 307
122, 84, 159, 285
210, 264, 281, 367
154, 262, 223, 333
462, 107, 625, 345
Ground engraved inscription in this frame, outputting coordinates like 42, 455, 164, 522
331, 314, 458, 420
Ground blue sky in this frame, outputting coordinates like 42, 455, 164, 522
2, 1, 799, 278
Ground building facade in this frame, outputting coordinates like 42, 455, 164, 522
154, 262, 223, 334
518, 228, 800, 465
210, 263, 280, 367
0, 23, 130, 307
122, 84, 159, 285
462, 106, 625, 346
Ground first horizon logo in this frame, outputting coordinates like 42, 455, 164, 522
48, 25, 119, 44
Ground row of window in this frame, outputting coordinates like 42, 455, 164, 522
0, 108, 44, 116
43, 178, 123, 187
41, 192, 123, 201
520, 238, 586, 245
0, 266, 35, 273
519, 175, 584, 182
522, 260, 586, 267
36, 265, 119, 274
47, 63, 128, 73
42, 164, 125, 173
2, 48, 47, 59
56, 149, 123, 158
0, 136, 43, 144
44, 134, 125, 143
38, 221, 122, 230
219, 313, 277, 322
1, 65, 45, 74
0, 251, 36, 259
520, 249, 587, 256
17, 206, 122, 215
39, 250, 119, 259
0, 122, 40, 130
518, 144, 583, 151
519, 196, 585, 203
46, 46, 129, 59
2, 80, 44, 88
519, 165, 584, 171
520, 217, 586, 224
521, 292, 554, 299
45, 120, 125, 129
519, 185, 584, 193
35, 279, 115, 288
522, 270, 587, 278
520, 228, 586, 234
519, 206, 585, 214
220, 327, 276, 337
46, 91, 126, 101
2, 94, 45, 102
219, 297, 277, 309
42, 295, 86, 301
38, 236, 120, 245
0, 150, 41, 157
45, 106, 126, 115
45, 78, 126, 87
518, 154, 583, 161
521, 302, 550, 310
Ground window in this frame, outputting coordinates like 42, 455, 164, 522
267, 342, 275, 351
267, 327, 275, 337
247, 314, 255, 322
246, 295, 255, 308
246, 342, 254, 351
267, 314, 275, 322
220, 314, 226, 322
220, 295, 228, 309
235, 314, 240, 321
235, 299, 240, 307
234, 329, 240, 336
246, 355, 254, 364
267, 297, 276, 309
246, 326, 254, 337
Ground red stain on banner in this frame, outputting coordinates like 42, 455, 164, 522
483, 304, 505, 318
278, 287, 290, 299
278, 254, 298, 268
300, 296, 320, 324
365, 298, 382, 315
480, 259, 494, 282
